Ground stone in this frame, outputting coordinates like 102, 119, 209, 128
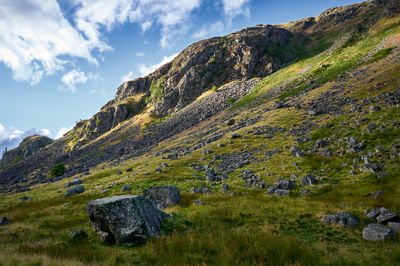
126, 168, 133, 172
359, 163, 380, 173
362, 224, 395, 242
121, 185, 132, 191
63, 185, 85, 198
299, 189, 310, 196
193, 200, 205, 205
368, 190, 384, 198
388, 222, 400, 232
230, 133, 241, 139
69, 230, 88, 239
368, 105, 381, 113
267, 179, 296, 194
204, 168, 220, 182
65, 178, 83, 188
221, 184, 229, 193
321, 212, 359, 228
160, 163, 169, 168
20, 196, 30, 202
301, 174, 316, 186
86, 195, 167, 246
315, 139, 328, 148
274, 189, 289, 197
143, 185, 181, 208
290, 146, 304, 157
0, 217, 11, 226
116, 170, 122, 175
365, 207, 400, 224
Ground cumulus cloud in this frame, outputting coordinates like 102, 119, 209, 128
221, 0, 251, 19
121, 71, 135, 82
138, 53, 178, 77
60, 69, 95, 93
193, 21, 225, 39
0, 0, 96, 85
55, 126, 73, 139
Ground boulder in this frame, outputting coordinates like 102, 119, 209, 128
0, 217, 11, 226
290, 146, 304, 157
365, 207, 400, 224
301, 174, 316, 186
63, 185, 85, 198
274, 189, 290, 197
230, 133, 241, 139
143, 185, 181, 208
86, 195, 167, 246
221, 184, 230, 193
64, 178, 83, 188
362, 223, 395, 242
321, 212, 359, 228
388, 222, 400, 232
359, 163, 380, 173
267, 179, 296, 194
299, 189, 310, 196
121, 184, 132, 192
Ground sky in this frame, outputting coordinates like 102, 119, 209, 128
0, 0, 365, 156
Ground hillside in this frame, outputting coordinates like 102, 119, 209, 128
1, 0, 400, 264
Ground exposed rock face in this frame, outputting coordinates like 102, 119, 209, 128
0, 135, 53, 168
86, 195, 167, 246
321, 212, 359, 228
363, 223, 395, 242
143, 185, 181, 208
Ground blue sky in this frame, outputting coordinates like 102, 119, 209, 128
0, 0, 364, 155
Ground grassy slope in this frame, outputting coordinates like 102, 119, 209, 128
1, 14, 400, 266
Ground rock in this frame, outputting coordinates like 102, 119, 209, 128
362, 224, 395, 242
86, 195, 167, 246
63, 185, 85, 198
359, 163, 380, 173
0, 217, 11, 226
65, 178, 83, 188
221, 184, 229, 193
368, 105, 381, 113
143, 185, 181, 208
274, 189, 289, 197
121, 185, 132, 191
267, 179, 296, 194
388, 222, 400, 232
193, 200, 205, 205
160, 163, 169, 168
126, 168, 133, 172
217, 143, 225, 147
365, 207, 400, 224
321, 212, 359, 228
301, 174, 316, 186
69, 230, 88, 239
315, 139, 328, 148
230, 133, 241, 139
376, 172, 390, 178
116, 170, 122, 175
204, 168, 220, 182
299, 189, 310, 196
368, 190, 384, 198
155, 168, 165, 173
290, 146, 304, 157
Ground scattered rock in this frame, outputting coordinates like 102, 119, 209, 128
86, 195, 167, 246
64, 178, 83, 188
121, 184, 132, 192
367, 190, 384, 199
301, 174, 316, 186
267, 179, 296, 194
290, 146, 304, 157
365, 207, 400, 224
143, 185, 181, 208
116, 170, 122, 175
359, 163, 380, 173
126, 168, 133, 172
69, 230, 88, 239
63, 185, 85, 198
0, 217, 11, 226
299, 189, 310, 196
221, 184, 229, 193
321, 212, 359, 228
204, 168, 220, 182
363, 223, 395, 242
230, 133, 241, 139
274, 189, 290, 197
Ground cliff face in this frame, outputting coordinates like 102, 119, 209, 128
0, 135, 53, 169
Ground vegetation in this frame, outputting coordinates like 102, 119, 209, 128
49, 163, 65, 177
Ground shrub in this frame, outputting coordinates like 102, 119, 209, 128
50, 163, 65, 177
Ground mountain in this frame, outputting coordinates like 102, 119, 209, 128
0, 0, 400, 264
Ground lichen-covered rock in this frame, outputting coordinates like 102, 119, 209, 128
321, 212, 359, 228
362, 223, 395, 242
143, 185, 181, 208
86, 195, 167, 246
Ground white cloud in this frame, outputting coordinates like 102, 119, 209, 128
136, 52, 144, 57
55, 126, 73, 139
138, 53, 178, 77
0, 0, 97, 85
221, 0, 251, 19
193, 21, 225, 39
121, 71, 136, 82
60, 69, 95, 93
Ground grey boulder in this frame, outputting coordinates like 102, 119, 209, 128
301, 174, 316, 186
321, 212, 359, 228
362, 223, 395, 242
63, 185, 85, 198
86, 195, 167, 246
143, 185, 181, 208
274, 189, 289, 197
365, 207, 400, 224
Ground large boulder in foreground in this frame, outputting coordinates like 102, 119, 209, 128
86, 195, 167, 246
143, 185, 181, 209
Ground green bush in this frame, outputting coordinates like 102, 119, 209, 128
50, 163, 65, 177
